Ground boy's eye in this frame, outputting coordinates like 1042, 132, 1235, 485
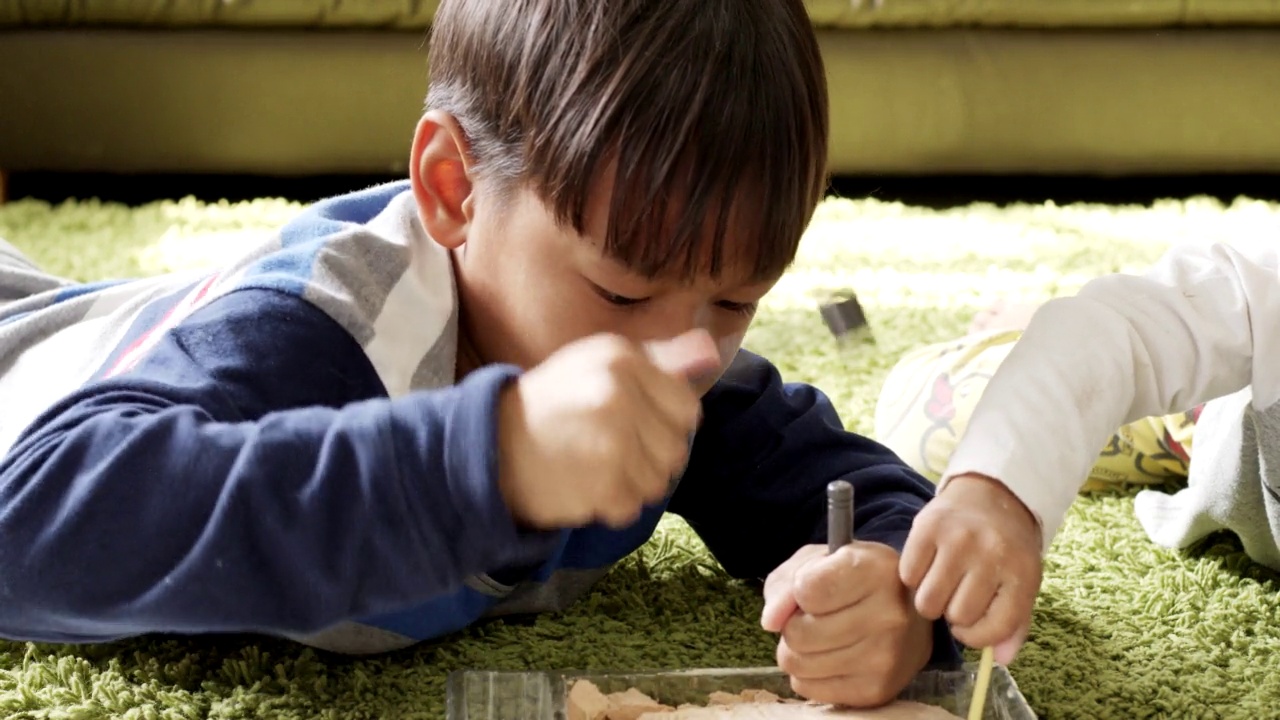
716, 300, 757, 317
590, 281, 755, 316
595, 287, 648, 307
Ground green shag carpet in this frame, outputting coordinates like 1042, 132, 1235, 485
2, 191, 1280, 720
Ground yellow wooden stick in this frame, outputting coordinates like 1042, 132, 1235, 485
966, 646, 994, 720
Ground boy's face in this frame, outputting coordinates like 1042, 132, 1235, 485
410, 114, 779, 397
457, 177, 776, 398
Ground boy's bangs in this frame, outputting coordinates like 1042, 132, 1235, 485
597, 143, 790, 284
522, 0, 829, 284
427, 0, 829, 282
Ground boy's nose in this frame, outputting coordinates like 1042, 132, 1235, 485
692, 303, 713, 331
642, 329, 719, 379
635, 302, 713, 342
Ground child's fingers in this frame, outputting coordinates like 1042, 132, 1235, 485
594, 470, 648, 528
761, 585, 800, 633
630, 358, 703, 436
944, 567, 999, 628
630, 397, 693, 498
994, 618, 1031, 665
949, 580, 1033, 652
909, 546, 962, 620
792, 544, 887, 616
762, 546, 824, 632
898, 518, 938, 590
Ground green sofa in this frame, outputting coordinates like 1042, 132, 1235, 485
2, 0, 1279, 178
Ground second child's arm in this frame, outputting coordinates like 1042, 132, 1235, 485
902, 239, 1280, 663
952, 239, 1280, 550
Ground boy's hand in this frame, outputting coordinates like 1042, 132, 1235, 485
899, 473, 1043, 666
497, 329, 721, 530
760, 542, 933, 708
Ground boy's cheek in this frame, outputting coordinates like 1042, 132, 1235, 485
716, 331, 745, 366
692, 331, 747, 397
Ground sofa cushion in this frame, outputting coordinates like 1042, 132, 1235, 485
0, 1, 440, 30
4, 0, 1280, 30
807, 0, 1280, 28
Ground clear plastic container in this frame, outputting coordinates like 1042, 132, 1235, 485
446, 664, 1037, 719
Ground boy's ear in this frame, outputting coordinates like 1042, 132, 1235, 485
410, 110, 475, 250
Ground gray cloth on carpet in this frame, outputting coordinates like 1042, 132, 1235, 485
1134, 388, 1280, 571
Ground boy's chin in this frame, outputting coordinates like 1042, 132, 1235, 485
691, 372, 727, 397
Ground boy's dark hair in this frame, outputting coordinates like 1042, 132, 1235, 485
426, 0, 829, 282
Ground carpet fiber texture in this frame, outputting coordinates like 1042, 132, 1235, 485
1, 191, 1279, 719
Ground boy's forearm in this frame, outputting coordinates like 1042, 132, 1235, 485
945, 240, 1280, 550
675, 351, 938, 580
0, 365, 551, 644
845, 484, 931, 554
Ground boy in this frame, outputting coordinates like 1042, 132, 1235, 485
0, 0, 958, 707
899, 238, 1280, 667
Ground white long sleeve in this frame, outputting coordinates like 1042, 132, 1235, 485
942, 239, 1280, 552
